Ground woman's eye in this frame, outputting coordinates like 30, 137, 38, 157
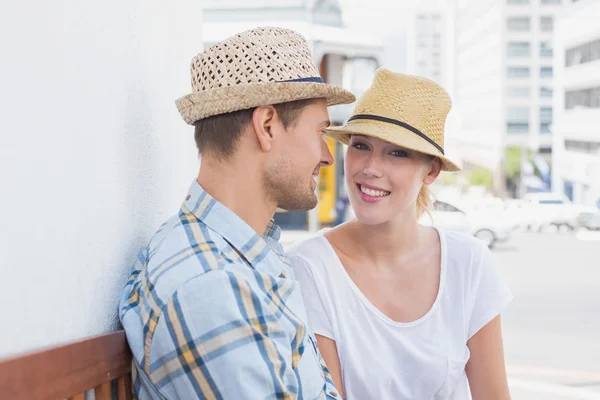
351, 142, 369, 151
391, 150, 408, 157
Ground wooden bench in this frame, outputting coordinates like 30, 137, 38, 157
0, 330, 133, 400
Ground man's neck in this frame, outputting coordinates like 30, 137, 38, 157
197, 156, 275, 236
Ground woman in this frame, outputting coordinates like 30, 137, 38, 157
288, 69, 513, 399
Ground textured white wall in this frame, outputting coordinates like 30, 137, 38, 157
0, 0, 202, 357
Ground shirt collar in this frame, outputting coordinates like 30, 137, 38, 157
182, 180, 288, 277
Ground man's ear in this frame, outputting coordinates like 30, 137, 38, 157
251, 105, 280, 152
423, 157, 443, 185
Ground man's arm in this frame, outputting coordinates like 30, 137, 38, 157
147, 269, 301, 400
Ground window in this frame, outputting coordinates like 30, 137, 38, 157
540, 86, 553, 97
433, 201, 463, 212
506, 86, 531, 98
565, 87, 600, 109
540, 107, 553, 122
507, 17, 530, 32
540, 67, 553, 77
508, 67, 530, 77
566, 38, 600, 66
507, 0, 529, 3
540, 123, 552, 134
508, 41, 531, 57
541, 0, 561, 4
507, 87, 530, 97
540, 16, 553, 32
507, 107, 530, 122
565, 140, 600, 154
540, 42, 553, 57
540, 199, 564, 205
507, 123, 529, 133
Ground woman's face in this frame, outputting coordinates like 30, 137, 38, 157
344, 135, 441, 226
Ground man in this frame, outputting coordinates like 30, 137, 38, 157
119, 26, 355, 399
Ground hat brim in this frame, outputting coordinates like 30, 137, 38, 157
176, 82, 355, 125
326, 121, 462, 172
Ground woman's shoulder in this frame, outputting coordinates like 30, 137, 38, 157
286, 230, 334, 265
437, 228, 492, 267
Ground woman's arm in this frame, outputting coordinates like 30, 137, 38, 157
316, 334, 345, 399
465, 315, 511, 400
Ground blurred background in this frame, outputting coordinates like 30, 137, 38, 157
1, 0, 599, 398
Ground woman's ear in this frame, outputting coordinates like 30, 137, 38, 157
423, 157, 442, 185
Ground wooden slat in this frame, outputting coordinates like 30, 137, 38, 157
69, 393, 86, 400
117, 374, 133, 400
0, 330, 131, 400
94, 381, 113, 400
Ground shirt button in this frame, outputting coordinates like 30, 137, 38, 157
185, 195, 191, 201
329, 392, 338, 398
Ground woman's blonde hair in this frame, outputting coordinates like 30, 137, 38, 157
417, 185, 432, 218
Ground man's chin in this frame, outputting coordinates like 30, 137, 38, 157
278, 193, 318, 212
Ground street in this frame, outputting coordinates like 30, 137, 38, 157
494, 230, 600, 399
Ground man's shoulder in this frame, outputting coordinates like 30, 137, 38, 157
120, 210, 245, 315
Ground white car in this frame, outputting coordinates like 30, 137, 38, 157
522, 193, 597, 231
420, 200, 514, 248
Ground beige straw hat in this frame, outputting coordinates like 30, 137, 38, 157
176, 26, 356, 124
326, 68, 461, 172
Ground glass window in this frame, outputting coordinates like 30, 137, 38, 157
540, 199, 564, 205
507, 17, 530, 32
540, 16, 553, 32
507, 122, 529, 133
434, 201, 463, 212
566, 39, 600, 67
508, 67, 530, 77
540, 42, 553, 57
541, 67, 553, 77
508, 41, 531, 57
507, 107, 530, 122
507, 87, 530, 97
540, 107, 553, 122
591, 39, 600, 62
540, 86, 553, 97
591, 87, 600, 108
507, 0, 530, 4
540, 123, 552, 134
541, 0, 561, 4
566, 89, 588, 109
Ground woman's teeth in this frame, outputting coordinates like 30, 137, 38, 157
360, 185, 390, 197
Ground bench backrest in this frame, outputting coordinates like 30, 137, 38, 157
0, 330, 132, 400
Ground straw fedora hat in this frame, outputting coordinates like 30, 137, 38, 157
326, 68, 461, 172
175, 26, 356, 124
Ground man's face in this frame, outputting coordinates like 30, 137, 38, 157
264, 98, 333, 211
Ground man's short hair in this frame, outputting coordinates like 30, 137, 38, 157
194, 99, 316, 158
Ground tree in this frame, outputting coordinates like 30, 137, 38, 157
469, 168, 493, 188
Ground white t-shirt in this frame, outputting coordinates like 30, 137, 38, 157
287, 228, 513, 400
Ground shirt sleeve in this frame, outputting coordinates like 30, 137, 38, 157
468, 244, 514, 339
147, 269, 304, 400
291, 254, 336, 341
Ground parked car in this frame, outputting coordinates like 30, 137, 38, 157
578, 210, 600, 230
522, 193, 597, 231
420, 200, 514, 248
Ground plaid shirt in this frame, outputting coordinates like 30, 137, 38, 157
119, 180, 339, 399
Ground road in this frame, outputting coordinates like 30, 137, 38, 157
494, 229, 600, 399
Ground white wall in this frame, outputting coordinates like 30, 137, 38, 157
0, 0, 202, 358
